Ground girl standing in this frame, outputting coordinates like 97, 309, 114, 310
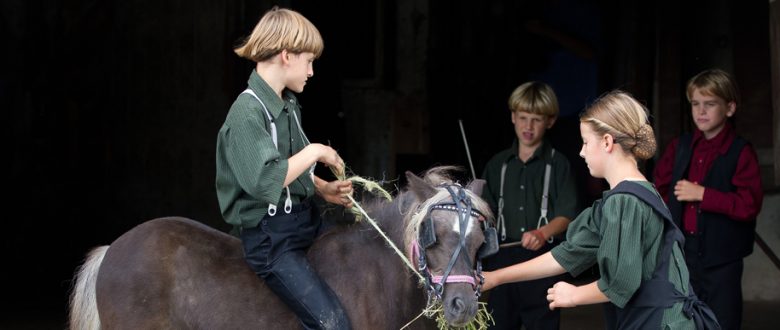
482, 91, 717, 329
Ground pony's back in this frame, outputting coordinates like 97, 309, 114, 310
70, 210, 432, 329
94, 217, 297, 329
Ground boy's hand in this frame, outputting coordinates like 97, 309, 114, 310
674, 179, 705, 202
317, 144, 344, 168
304, 143, 344, 173
317, 179, 353, 208
521, 230, 547, 251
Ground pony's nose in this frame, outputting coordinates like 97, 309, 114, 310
449, 296, 466, 314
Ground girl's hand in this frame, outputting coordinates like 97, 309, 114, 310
547, 281, 578, 310
481, 271, 498, 291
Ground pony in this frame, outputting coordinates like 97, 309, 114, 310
69, 167, 497, 329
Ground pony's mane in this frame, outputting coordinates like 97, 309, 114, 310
399, 167, 492, 258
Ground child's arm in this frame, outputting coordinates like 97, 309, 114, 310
482, 251, 567, 290
284, 143, 342, 187
286, 143, 353, 207
675, 146, 763, 221
540, 216, 571, 239
523, 154, 578, 250
546, 281, 609, 309
522, 217, 570, 251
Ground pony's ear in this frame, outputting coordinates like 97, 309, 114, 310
466, 179, 486, 196
406, 171, 438, 201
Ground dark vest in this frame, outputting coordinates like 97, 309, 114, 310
667, 134, 755, 267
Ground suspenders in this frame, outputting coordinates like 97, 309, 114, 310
497, 148, 556, 242
241, 88, 313, 216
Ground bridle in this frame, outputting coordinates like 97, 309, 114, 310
412, 184, 498, 302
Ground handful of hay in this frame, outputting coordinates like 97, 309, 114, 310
329, 164, 393, 221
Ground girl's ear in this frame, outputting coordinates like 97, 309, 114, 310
603, 133, 615, 152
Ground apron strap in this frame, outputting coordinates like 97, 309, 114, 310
603, 181, 720, 329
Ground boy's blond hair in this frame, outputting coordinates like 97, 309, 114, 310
686, 69, 740, 105
234, 7, 324, 62
507, 81, 559, 117
580, 91, 657, 160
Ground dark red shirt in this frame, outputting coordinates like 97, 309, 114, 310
653, 123, 763, 233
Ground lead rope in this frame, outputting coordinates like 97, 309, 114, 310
345, 193, 424, 282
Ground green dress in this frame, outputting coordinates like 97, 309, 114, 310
551, 181, 695, 329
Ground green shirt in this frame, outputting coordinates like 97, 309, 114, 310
551, 181, 694, 328
481, 139, 579, 241
215, 70, 315, 229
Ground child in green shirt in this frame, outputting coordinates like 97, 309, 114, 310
480, 82, 579, 329
215, 7, 352, 330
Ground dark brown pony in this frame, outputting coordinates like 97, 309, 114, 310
69, 168, 495, 329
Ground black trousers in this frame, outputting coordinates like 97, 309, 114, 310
685, 234, 743, 330
240, 202, 351, 330
484, 244, 562, 330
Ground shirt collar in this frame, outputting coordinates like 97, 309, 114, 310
692, 121, 735, 155
505, 139, 552, 163
247, 70, 286, 119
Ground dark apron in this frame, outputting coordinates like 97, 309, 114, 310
600, 182, 720, 330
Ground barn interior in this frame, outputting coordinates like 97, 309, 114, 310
3, 0, 779, 328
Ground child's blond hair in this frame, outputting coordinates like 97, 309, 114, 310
234, 7, 324, 62
507, 82, 559, 117
686, 69, 740, 105
580, 91, 657, 160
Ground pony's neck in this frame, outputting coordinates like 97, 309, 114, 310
369, 192, 417, 257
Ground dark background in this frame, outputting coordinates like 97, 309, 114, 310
2, 0, 774, 327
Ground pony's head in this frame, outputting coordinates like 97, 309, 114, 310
403, 167, 497, 327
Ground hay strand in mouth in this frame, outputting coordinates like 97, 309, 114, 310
420, 301, 493, 330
